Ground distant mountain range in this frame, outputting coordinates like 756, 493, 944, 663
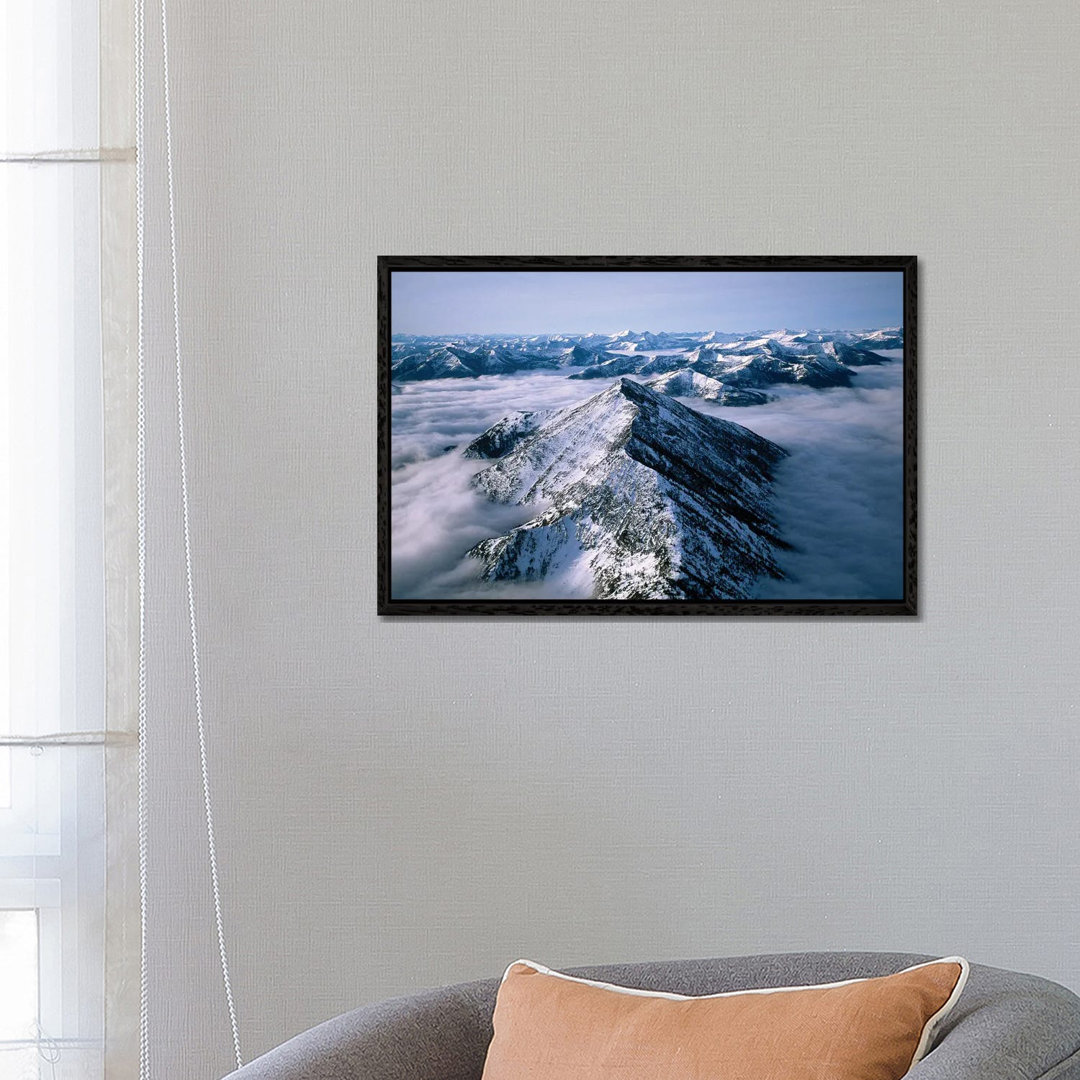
390, 344, 557, 381
390, 327, 902, 389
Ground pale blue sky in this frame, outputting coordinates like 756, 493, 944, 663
391, 270, 903, 335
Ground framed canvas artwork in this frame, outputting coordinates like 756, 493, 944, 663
378, 256, 916, 616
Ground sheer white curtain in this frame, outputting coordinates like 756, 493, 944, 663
1, 2, 137, 1078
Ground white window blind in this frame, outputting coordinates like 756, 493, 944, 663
1, 2, 113, 1078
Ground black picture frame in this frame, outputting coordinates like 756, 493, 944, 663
378, 255, 916, 617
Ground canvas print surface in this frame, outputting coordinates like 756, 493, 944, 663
382, 263, 912, 612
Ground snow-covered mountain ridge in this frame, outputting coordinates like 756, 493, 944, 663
465, 378, 788, 600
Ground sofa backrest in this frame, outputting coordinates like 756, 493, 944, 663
224, 952, 1080, 1080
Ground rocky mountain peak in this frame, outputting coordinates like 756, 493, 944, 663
465, 379, 788, 599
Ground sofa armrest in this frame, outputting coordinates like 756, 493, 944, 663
909, 967, 1080, 1080
221, 980, 496, 1080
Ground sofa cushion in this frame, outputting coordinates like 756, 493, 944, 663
481, 956, 968, 1080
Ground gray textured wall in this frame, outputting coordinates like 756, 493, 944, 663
140, 1, 1080, 1076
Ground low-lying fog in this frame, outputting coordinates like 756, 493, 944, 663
390, 357, 904, 601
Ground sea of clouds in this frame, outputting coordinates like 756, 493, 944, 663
390, 358, 904, 601
696, 358, 904, 600
390, 371, 598, 599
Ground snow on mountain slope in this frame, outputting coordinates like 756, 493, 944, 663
698, 330, 746, 344
687, 340, 854, 388
635, 354, 690, 376
462, 410, 547, 459
644, 368, 771, 406
645, 368, 727, 399
557, 343, 620, 367
605, 329, 688, 349
391, 345, 557, 381
391, 346, 477, 381
855, 328, 904, 350
831, 341, 892, 366
466, 378, 788, 599
567, 354, 650, 379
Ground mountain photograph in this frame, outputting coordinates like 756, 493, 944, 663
384, 266, 909, 607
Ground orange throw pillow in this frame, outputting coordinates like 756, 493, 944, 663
481, 957, 968, 1080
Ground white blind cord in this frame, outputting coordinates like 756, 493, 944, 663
135, 0, 244, 1071
158, 0, 244, 1065
134, 0, 151, 1075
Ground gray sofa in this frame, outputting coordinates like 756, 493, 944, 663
224, 952, 1080, 1079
